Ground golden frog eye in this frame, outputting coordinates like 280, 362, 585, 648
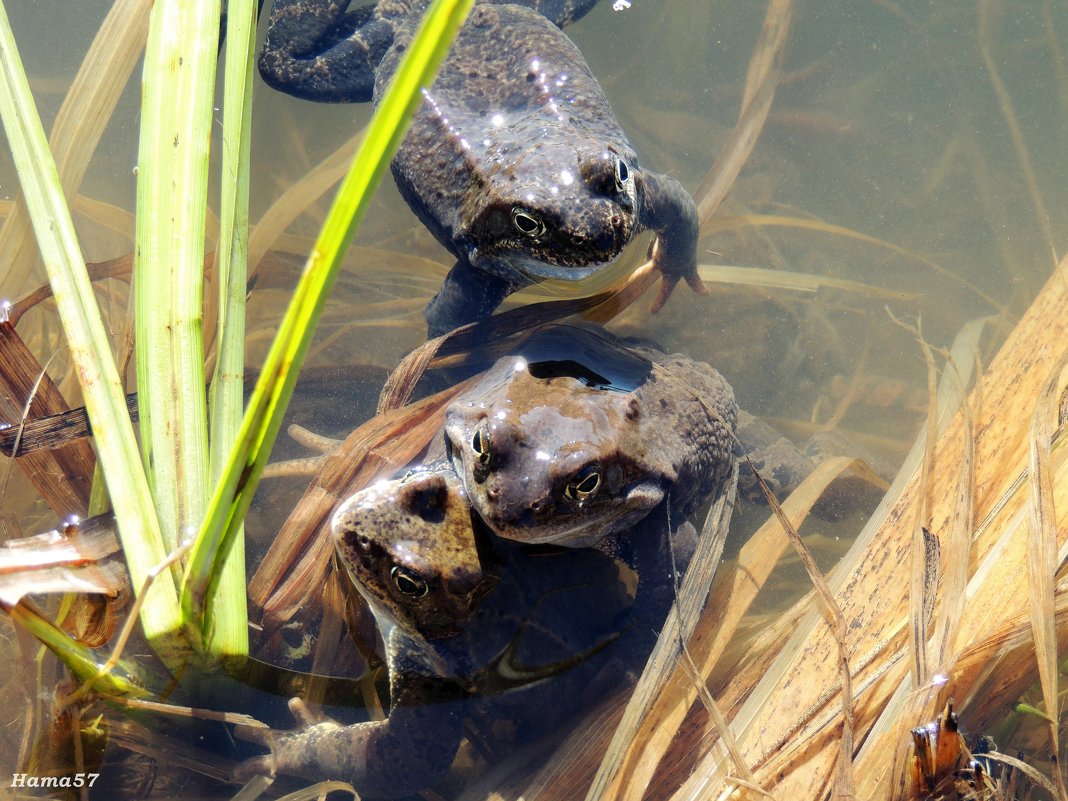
613, 155, 630, 191
391, 565, 429, 598
471, 426, 492, 467
565, 464, 602, 503
511, 207, 546, 237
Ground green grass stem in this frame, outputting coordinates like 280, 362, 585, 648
205, 0, 257, 659
181, 0, 476, 630
9, 603, 153, 700
0, 0, 181, 653
134, 0, 219, 568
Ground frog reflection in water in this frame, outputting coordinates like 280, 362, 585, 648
259, 0, 706, 335
243, 466, 635, 798
445, 326, 739, 548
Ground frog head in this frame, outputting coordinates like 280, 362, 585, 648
458, 140, 640, 281
332, 467, 498, 640
444, 357, 673, 547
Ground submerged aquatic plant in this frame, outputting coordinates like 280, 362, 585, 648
0, 0, 1066, 796
0, 0, 476, 670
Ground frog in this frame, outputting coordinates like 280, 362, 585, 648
259, 0, 706, 335
237, 464, 636, 797
443, 325, 738, 548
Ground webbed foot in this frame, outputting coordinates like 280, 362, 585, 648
233, 694, 465, 798
259, 0, 390, 102
637, 171, 706, 312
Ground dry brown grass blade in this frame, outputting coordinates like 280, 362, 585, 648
0, 321, 95, 516
677, 654, 760, 793
1025, 351, 1068, 800
303, 568, 354, 709
674, 257, 1068, 799
0, 518, 123, 606
694, 0, 792, 224
377, 336, 448, 413
378, 262, 662, 408
706, 214, 1002, 312
583, 463, 738, 801
8, 253, 133, 327
696, 263, 918, 302
0, 0, 151, 292
408, 261, 659, 373
0, 390, 139, 458
599, 456, 876, 801
752, 465, 857, 799
888, 315, 939, 687
928, 357, 975, 671
248, 378, 477, 633
977, 0, 1058, 267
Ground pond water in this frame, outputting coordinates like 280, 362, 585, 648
0, 0, 1065, 797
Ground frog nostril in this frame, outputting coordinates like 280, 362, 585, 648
611, 214, 622, 227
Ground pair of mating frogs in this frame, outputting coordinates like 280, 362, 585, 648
252, 0, 715, 793
240, 327, 742, 796
259, 0, 707, 335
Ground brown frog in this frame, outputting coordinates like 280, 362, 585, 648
238, 464, 635, 797
259, 0, 705, 335
444, 326, 738, 548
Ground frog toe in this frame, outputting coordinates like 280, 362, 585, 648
649, 264, 707, 313
232, 754, 275, 784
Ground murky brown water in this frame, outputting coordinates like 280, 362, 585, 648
1, 0, 1065, 796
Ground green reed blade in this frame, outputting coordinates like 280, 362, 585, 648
204, 0, 257, 661
9, 602, 154, 700
0, 0, 182, 651
134, 0, 218, 568
182, 0, 476, 630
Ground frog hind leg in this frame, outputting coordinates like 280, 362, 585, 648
425, 260, 527, 337
483, 0, 602, 27
238, 679, 467, 797
259, 0, 390, 102
636, 171, 708, 312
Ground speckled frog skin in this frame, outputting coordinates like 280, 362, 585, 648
259, 0, 705, 335
444, 326, 738, 547
241, 465, 632, 797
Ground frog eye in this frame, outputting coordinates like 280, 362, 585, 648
564, 464, 602, 504
511, 207, 546, 237
613, 157, 630, 191
471, 426, 492, 466
391, 565, 429, 597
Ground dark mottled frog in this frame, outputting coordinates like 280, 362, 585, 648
239, 465, 634, 797
444, 326, 738, 547
259, 0, 706, 335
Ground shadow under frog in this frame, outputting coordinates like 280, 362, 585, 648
239, 465, 635, 798
259, 0, 706, 335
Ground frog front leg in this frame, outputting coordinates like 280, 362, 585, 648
259, 0, 392, 102
636, 171, 708, 312
424, 259, 528, 337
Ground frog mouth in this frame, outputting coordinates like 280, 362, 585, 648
506, 253, 613, 282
